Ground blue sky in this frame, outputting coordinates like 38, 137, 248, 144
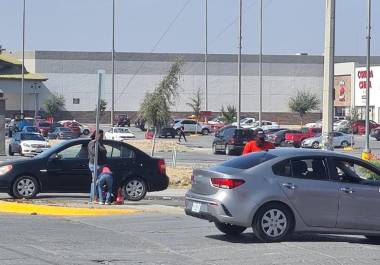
1, 0, 379, 55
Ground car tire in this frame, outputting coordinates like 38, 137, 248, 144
225, 145, 232, 156
341, 140, 349, 147
202, 129, 210, 135
171, 135, 175, 139
214, 221, 246, 236
12, 175, 39, 199
279, 141, 286, 147
253, 203, 293, 243
212, 144, 218, 154
125, 178, 147, 201
312, 141, 320, 149
8, 145, 14, 156
19, 147, 24, 156
365, 235, 380, 242
83, 129, 90, 135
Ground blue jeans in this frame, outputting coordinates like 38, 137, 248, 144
89, 163, 104, 200
97, 173, 113, 203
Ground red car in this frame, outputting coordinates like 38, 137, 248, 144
36, 121, 52, 137
285, 127, 322, 147
61, 121, 81, 137
352, 120, 379, 135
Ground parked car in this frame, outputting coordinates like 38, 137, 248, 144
8, 132, 50, 156
22, 126, 40, 133
0, 139, 169, 201
60, 121, 82, 137
370, 126, 380, 141
36, 121, 52, 137
267, 129, 301, 147
301, 132, 353, 149
208, 117, 224, 125
304, 120, 322, 128
212, 126, 255, 155
173, 119, 211, 135
232, 117, 256, 127
58, 120, 90, 135
104, 127, 135, 141
333, 119, 350, 132
114, 114, 131, 127
145, 126, 178, 139
185, 148, 380, 242
285, 127, 322, 147
243, 120, 280, 131
48, 127, 76, 140
352, 120, 379, 135
264, 128, 286, 135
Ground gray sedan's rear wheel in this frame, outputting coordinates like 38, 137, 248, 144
125, 178, 147, 201
254, 203, 293, 242
12, 175, 39, 199
214, 221, 246, 236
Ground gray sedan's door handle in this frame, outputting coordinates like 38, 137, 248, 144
340, 187, 354, 194
282, 183, 296, 190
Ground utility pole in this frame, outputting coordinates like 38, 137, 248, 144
237, 0, 242, 129
321, 0, 335, 151
31, 82, 40, 118
363, 0, 372, 158
111, 0, 115, 126
258, 0, 263, 127
21, 0, 26, 116
204, 0, 208, 114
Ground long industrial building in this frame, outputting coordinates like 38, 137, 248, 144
1, 50, 380, 124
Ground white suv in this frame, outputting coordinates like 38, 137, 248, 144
173, 119, 211, 135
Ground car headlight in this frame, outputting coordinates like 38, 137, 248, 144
22, 143, 31, 147
0, 165, 13, 176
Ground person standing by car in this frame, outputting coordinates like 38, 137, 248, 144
242, 129, 275, 154
88, 130, 107, 200
96, 166, 114, 205
178, 125, 187, 143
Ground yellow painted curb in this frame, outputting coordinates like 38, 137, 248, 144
0, 201, 140, 216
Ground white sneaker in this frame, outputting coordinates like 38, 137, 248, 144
98, 201, 104, 205
105, 202, 111, 205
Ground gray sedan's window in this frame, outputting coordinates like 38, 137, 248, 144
222, 152, 277, 170
291, 159, 329, 181
334, 159, 380, 185
272, 160, 292, 177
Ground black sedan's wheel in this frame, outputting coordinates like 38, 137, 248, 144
8, 145, 14, 156
312, 141, 320, 149
214, 221, 246, 236
12, 175, 39, 199
254, 203, 293, 242
125, 178, 147, 201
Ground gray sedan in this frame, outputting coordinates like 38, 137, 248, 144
185, 148, 380, 242
301, 132, 353, 149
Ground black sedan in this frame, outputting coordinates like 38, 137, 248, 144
48, 127, 76, 140
0, 139, 169, 201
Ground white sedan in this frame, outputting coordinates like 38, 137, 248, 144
104, 127, 135, 141
243, 120, 279, 131
301, 132, 353, 149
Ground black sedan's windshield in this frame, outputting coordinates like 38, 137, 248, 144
21, 133, 45, 141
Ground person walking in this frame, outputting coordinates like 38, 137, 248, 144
242, 128, 275, 154
88, 129, 107, 200
96, 166, 114, 205
178, 125, 187, 143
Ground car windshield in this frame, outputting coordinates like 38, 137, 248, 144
115, 128, 130, 133
25, 127, 38, 132
221, 152, 277, 170
235, 129, 254, 140
21, 133, 45, 141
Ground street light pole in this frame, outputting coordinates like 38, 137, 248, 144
258, 0, 263, 127
111, 0, 115, 126
237, 0, 242, 129
204, 0, 208, 114
321, 0, 335, 151
21, 0, 25, 115
364, 0, 372, 155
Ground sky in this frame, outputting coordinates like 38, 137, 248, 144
1, 0, 379, 56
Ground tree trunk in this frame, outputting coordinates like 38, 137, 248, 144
151, 126, 157, 157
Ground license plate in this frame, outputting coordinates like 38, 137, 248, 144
191, 202, 202, 213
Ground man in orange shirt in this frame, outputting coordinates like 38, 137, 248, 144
242, 129, 275, 155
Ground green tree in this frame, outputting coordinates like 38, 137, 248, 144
44, 94, 65, 119
288, 90, 320, 125
186, 88, 202, 119
139, 58, 184, 155
94, 99, 107, 118
220, 105, 237, 124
